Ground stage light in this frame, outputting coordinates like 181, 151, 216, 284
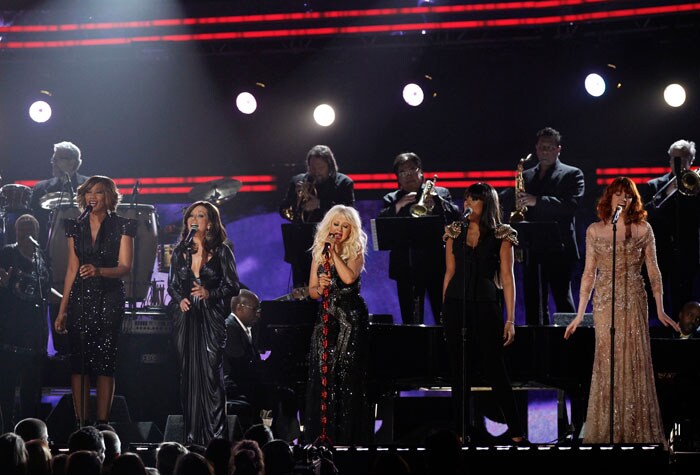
664, 83, 686, 107
29, 100, 52, 123
236, 92, 257, 114
313, 104, 335, 127
403, 83, 425, 106
584, 73, 606, 97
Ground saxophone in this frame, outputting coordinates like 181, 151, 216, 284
509, 153, 533, 223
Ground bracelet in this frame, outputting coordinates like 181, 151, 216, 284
505, 321, 515, 325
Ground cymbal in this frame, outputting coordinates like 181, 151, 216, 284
188, 178, 242, 206
39, 191, 77, 209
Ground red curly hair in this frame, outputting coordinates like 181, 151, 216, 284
596, 177, 647, 224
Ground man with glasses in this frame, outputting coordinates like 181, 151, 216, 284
501, 127, 585, 326
378, 152, 460, 324
223, 289, 299, 441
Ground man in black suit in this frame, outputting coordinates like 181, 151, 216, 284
644, 139, 700, 320
378, 152, 460, 324
502, 127, 585, 326
223, 289, 299, 441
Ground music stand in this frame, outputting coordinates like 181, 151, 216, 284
370, 216, 444, 251
511, 221, 564, 326
281, 222, 316, 287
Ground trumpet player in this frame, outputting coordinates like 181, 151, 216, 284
378, 152, 459, 324
279, 145, 355, 288
500, 127, 585, 326
644, 139, 700, 319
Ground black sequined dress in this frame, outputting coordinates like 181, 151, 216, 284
167, 242, 240, 445
65, 214, 137, 376
304, 265, 371, 446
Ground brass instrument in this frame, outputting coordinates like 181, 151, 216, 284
509, 153, 533, 223
410, 175, 438, 217
650, 167, 700, 209
281, 177, 317, 222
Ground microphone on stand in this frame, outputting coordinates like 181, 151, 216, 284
130, 180, 140, 205
64, 173, 75, 200
462, 207, 473, 221
611, 203, 624, 225
184, 224, 199, 247
77, 205, 93, 223
28, 236, 41, 248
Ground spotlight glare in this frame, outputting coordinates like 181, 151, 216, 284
29, 100, 52, 123
664, 84, 686, 107
236, 92, 257, 114
403, 83, 424, 106
584, 73, 606, 97
313, 104, 335, 127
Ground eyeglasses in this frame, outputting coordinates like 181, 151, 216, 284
239, 303, 261, 313
397, 168, 421, 178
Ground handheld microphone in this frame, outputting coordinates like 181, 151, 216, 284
611, 204, 624, 225
130, 180, 140, 205
28, 236, 41, 248
184, 224, 199, 247
77, 205, 93, 223
463, 207, 473, 220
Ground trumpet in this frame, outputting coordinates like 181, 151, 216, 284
281, 176, 318, 222
410, 175, 438, 217
509, 153, 533, 223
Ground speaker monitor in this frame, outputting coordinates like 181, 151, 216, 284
111, 421, 164, 448
553, 312, 594, 327
45, 394, 131, 445
163, 415, 242, 443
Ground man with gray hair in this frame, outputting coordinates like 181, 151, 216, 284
645, 139, 700, 319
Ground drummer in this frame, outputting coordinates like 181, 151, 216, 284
29, 141, 89, 246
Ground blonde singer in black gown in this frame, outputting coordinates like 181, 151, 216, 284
305, 204, 371, 446
167, 201, 240, 445
55, 176, 135, 425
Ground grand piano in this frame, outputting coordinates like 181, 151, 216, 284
258, 301, 700, 442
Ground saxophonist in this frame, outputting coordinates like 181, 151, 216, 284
378, 152, 460, 324
279, 145, 355, 288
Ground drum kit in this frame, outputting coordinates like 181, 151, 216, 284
0, 177, 241, 305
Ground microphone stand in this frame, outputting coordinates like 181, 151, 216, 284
459, 216, 471, 441
78, 211, 91, 427
608, 214, 619, 443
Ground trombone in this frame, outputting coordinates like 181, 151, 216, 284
648, 167, 700, 209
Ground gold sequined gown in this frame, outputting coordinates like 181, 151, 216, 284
579, 221, 666, 445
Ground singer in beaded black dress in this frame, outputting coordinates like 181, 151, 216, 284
168, 201, 240, 445
304, 205, 371, 446
55, 176, 135, 425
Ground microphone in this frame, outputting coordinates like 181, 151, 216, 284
462, 207, 473, 220
77, 205, 93, 223
611, 204, 624, 225
130, 180, 140, 205
64, 173, 75, 200
184, 224, 199, 247
28, 236, 41, 248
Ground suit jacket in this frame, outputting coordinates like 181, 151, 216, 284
501, 159, 584, 259
223, 314, 262, 402
378, 184, 459, 279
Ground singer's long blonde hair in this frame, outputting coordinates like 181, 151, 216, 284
310, 205, 367, 269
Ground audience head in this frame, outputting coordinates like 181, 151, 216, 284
111, 452, 147, 475
679, 301, 700, 338
262, 439, 295, 475
51, 453, 69, 475
25, 439, 52, 475
596, 176, 646, 224
306, 145, 338, 184
393, 152, 424, 193
156, 441, 188, 475
51, 141, 82, 177
230, 439, 264, 475
205, 438, 231, 475
424, 428, 463, 475
65, 450, 102, 475
230, 289, 261, 328
0, 432, 28, 475
101, 430, 122, 465
242, 424, 274, 449
173, 452, 212, 475
68, 426, 105, 462
13, 418, 49, 445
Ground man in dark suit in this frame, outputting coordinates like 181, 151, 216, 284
644, 139, 700, 320
378, 152, 460, 324
223, 289, 300, 441
501, 127, 585, 326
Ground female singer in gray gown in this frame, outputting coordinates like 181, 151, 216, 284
168, 201, 240, 445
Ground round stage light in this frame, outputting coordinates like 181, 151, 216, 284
584, 73, 606, 97
29, 100, 52, 123
664, 84, 686, 108
236, 92, 257, 114
403, 83, 424, 106
313, 104, 335, 127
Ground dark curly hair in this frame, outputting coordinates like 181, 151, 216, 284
179, 200, 227, 253
596, 177, 647, 224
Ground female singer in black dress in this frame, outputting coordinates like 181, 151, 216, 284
55, 176, 135, 425
305, 204, 371, 446
168, 200, 240, 445
442, 182, 526, 444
